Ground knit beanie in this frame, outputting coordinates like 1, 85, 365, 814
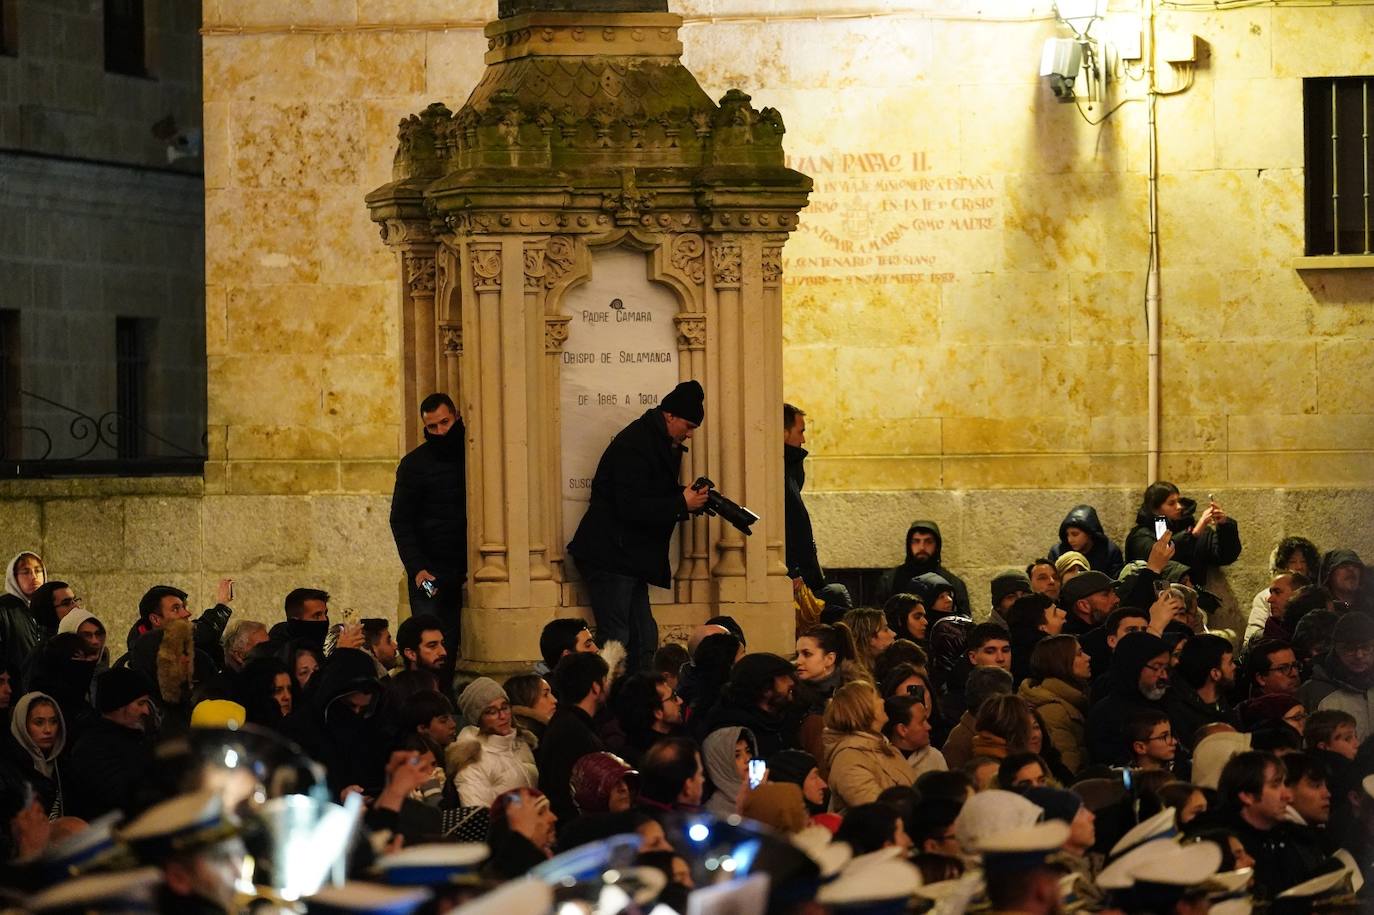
991, 570, 1032, 605
1020, 786, 1082, 825
570, 752, 639, 815
660, 380, 705, 424
767, 750, 818, 791
1236, 692, 1300, 731
1055, 552, 1091, 577
1334, 611, 1374, 646
457, 677, 508, 726
742, 782, 808, 834
94, 667, 153, 714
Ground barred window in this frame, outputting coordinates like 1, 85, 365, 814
0, 0, 17, 56
1304, 77, 1374, 256
115, 317, 151, 459
0, 310, 18, 460
104, 0, 146, 76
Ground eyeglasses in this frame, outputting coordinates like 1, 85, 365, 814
1147, 732, 1175, 743
1265, 662, 1300, 675
481, 702, 511, 717
55, 596, 83, 609
1337, 642, 1374, 657
1144, 662, 1171, 674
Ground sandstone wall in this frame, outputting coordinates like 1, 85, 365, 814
28, 0, 1366, 651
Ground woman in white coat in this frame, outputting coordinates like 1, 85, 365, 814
448, 677, 538, 808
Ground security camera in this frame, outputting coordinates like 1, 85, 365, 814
166, 128, 202, 163
1040, 38, 1083, 102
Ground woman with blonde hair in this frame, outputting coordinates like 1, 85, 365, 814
821, 680, 914, 811
1016, 634, 1091, 773
971, 694, 1036, 760
842, 608, 895, 677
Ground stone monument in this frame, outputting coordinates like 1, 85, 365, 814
366, 0, 811, 669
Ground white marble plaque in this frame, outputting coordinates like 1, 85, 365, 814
560, 247, 681, 571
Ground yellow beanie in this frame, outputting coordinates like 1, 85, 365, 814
190, 699, 247, 729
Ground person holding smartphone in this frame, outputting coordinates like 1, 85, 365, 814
1125, 481, 1242, 591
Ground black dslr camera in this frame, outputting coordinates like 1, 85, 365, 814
691, 477, 760, 536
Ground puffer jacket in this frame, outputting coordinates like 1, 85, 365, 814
448, 725, 538, 809
1298, 654, 1374, 742
822, 728, 914, 812
1048, 505, 1126, 579
1125, 497, 1241, 590
1018, 677, 1088, 774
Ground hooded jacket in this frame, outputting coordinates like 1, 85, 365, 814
881, 521, 971, 614
1018, 677, 1088, 774
448, 724, 538, 809
702, 726, 756, 819
0, 553, 43, 674
784, 443, 824, 590
299, 648, 387, 796
568, 409, 689, 588
1047, 505, 1126, 579
1125, 497, 1241, 589
1297, 653, 1374, 741
1085, 631, 1172, 765
1320, 549, 1372, 612
5, 692, 65, 818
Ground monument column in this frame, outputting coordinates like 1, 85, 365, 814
367, 0, 811, 668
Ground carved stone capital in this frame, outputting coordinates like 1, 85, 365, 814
440, 323, 463, 355
379, 218, 432, 248
669, 233, 705, 284
711, 243, 742, 288
545, 316, 571, 353
405, 253, 436, 294
471, 245, 503, 291
762, 245, 783, 286
675, 313, 706, 351
543, 236, 576, 288
524, 245, 547, 291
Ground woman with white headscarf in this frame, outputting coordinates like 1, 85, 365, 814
0, 552, 45, 672
5, 691, 66, 818
702, 725, 757, 818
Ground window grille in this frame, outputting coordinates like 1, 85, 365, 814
1304, 77, 1374, 256
115, 317, 150, 459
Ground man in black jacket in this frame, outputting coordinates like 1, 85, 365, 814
881, 520, 971, 613
568, 380, 709, 672
538, 652, 609, 826
1085, 630, 1174, 765
783, 403, 824, 593
65, 668, 156, 819
390, 392, 467, 659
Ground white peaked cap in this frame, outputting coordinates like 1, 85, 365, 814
953, 789, 1045, 854
1108, 806, 1178, 858
1128, 839, 1222, 886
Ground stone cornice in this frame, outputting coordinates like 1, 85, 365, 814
485, 12, 685, 63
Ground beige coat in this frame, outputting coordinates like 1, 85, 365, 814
1017, 677, 1089, 774
822, 728, 915, 812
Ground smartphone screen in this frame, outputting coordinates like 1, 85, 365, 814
747, 759, 766, 789
1153, 516, 1167, 539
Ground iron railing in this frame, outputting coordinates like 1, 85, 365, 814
1, 388, 206, 478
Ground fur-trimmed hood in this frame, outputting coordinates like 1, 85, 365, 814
446, 724, 537, 770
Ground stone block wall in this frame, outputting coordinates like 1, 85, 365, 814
0, 478, 398, 651
11, 0, 1367, 657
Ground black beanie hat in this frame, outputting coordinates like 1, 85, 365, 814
660, 380, 705, 424
766, 749, 818, 786
95, 667, 153, 714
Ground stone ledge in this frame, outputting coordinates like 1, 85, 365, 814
0, 476, 204, 498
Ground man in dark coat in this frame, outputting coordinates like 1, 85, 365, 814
65, 668, 156, 819
783, 403, 824, 593
567, 380, 709, 672
1046, 504, 1126, 579
390, 392, 467, 659
881, 520, 971, 613
1085, 631, 1174, 765
537, 652, 609, 826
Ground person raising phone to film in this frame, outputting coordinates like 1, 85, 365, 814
1125, 481, 1242, 592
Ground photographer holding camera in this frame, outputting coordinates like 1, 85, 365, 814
568, 380, 710, 672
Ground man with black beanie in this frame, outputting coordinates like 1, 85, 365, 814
568, 379, 709, 672
65, 668, 156, 819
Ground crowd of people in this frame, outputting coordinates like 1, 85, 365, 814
0, 486, 1372, 912
2, 385, 1374, 914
